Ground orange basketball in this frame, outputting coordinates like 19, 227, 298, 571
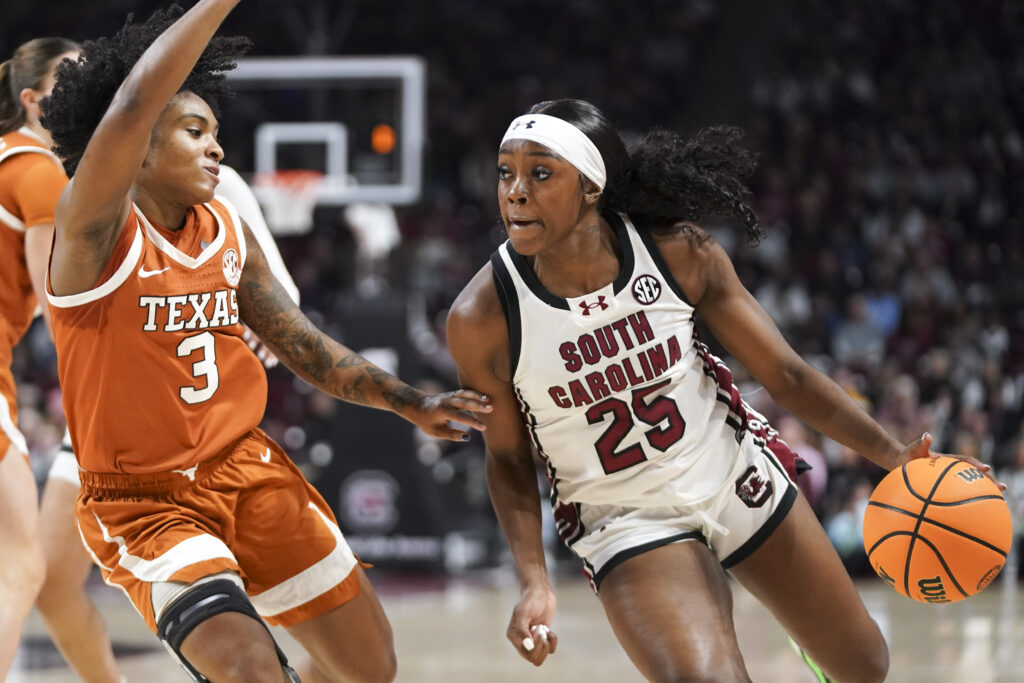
862, 456, 1012, 603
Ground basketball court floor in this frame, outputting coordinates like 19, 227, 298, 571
6, 565, 1023, 682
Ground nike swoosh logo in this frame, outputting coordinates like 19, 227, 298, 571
138, 266, 170, 278
260, 448, 271, 463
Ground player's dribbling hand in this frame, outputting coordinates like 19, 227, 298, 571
898, 432, 1006, 491
411, 390, 492, 441
507, 584, 558, 666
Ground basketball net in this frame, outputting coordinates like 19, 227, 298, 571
252, 169, 324, 235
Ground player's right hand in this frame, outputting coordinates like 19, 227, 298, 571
898, 432, 1006, 491
410, 390, 491, 441
507, 584, 558, 666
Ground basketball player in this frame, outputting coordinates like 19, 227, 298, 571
0, 36, 115, 680
446, 99, 996, 681
40, 2, 490, 681
37, 161, 302, 683
2, 34, 301, 682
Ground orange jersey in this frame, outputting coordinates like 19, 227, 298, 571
0, 127, 67, 383
48, 198, 267, 473
0, 127, 66, 460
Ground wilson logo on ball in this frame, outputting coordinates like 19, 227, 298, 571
954, 467, 983, 483
918, 576, 949, 604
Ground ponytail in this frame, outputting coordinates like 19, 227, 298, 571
523, 99, 762, 244
0, 37, 80, 136
0, 59, 20, 133
621, 126, 762, 243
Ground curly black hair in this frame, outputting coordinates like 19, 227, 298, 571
40, 4, 250, 176
529, 99, 762, 244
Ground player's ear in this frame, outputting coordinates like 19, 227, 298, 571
19, 88, 40, 115
582, 178, 601, 206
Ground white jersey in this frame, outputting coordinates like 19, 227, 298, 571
491, 212, 781, 519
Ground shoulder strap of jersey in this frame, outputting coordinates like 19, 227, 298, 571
0, 202, 26, 232
622, 212, 694, 306
0, 145, 60, 166
47, 212, 144, 309
208, 196, 246, 269
489, 243, 522, 378
0, 145, 63, 232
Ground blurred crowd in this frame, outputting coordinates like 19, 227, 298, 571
9, 0, 1024, 576
738, 0, 1024, 574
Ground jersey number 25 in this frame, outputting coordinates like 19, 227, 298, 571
585, 379, 686, 475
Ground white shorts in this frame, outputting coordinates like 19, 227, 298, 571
47, 429, 81, 485
0, 391, 28, 459
568, 436, 798, 590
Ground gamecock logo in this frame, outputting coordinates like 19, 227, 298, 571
735, 465, 772, 508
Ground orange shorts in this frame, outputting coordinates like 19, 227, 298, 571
76, 428, 362, 632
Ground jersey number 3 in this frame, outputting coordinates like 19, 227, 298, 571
177, 331, 220, 404
585, 379, 685, 474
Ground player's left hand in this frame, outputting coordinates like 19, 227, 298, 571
898, 432, 1006, 491
411, 391, 492, 441
508, 584, 558, 666
242, 325, 279, 369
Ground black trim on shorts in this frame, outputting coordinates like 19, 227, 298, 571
592, 530, 706, 591
489, 249, 523, 378
720, 481, 797, 569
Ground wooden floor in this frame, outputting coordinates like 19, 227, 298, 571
7, 567, 1023, 682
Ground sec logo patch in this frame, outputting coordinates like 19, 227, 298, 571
222, 248, 241, 286
632, 274, 661, 305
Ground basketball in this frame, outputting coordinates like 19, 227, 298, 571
862, 456, 1012, 603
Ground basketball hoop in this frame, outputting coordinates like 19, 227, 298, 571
252, 169, 324, 235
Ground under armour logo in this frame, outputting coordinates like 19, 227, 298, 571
173, 464, 199, 481
511, 119, 536, 131
578, 296, 609, 316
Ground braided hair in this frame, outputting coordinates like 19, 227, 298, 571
40, 4, 250, 176
528, 99, 762, 243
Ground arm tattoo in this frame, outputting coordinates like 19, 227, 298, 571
382, 384, 421, 414
238, 245, 417, 412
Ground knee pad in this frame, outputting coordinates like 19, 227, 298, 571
156, 578, 300, 682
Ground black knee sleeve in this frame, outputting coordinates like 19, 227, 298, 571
156, 578, 300, 682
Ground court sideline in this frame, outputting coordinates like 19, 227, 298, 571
7, 568, 1022, 682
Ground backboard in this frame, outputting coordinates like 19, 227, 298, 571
222, 56, 426, 207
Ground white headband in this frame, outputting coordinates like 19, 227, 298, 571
500, 114, 607, 190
